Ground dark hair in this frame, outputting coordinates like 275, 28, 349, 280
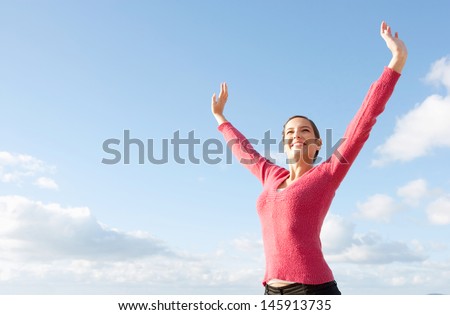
281, 115, 321, 162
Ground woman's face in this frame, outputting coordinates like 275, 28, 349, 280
283, 117, 322, 164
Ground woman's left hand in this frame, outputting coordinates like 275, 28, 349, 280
380, 21, 408, 73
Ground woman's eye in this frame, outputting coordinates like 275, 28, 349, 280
286, 131, 293, 134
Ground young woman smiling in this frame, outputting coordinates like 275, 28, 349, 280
211, 21, 407, 295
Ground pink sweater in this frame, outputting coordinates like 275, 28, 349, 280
218, 67, 401, 286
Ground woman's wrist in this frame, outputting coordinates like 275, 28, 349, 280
388, 54, 407, 74
214, 114, 228, 125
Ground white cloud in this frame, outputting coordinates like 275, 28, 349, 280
390, 276, 407, 286
0, 254, 263, 294
34, 177, 59, 190
348, 235, 424, 263
426, 56, 450, 90
372, 56, 450, 166
326, 231, 426, 264
0, 151, 57, 189
355, 194, 398, 222
0, 194, 264, 294
396, 179, 428, 206
321, 214, 355, 253
0, 195, 172, 261
426, 195, 450, 225
332, 261, 450, 294
322, 215, 425, 265
231, 237, 263, 252
355, 178, 450, 225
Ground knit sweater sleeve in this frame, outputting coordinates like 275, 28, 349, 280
327, 67, 401, 178
217, 122, 281, 185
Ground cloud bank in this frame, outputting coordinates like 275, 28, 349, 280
0, 195, 173, 261
0, 194, 264, 294
321, 214, 425, 264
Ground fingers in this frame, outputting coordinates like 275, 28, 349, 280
381, 21, 392, 37
380, 21, 387, 36
219, 82, 228, 100
223, 82, 228, 96
380, 20, 385, 35
212, 82, 228, 107
222, 82, 228, 96
381, 21, 401, 39
219, 83, 224, 98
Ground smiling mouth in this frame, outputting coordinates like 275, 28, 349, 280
290, 142, 304, 149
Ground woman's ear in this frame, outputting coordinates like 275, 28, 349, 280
316, 138, 323, 150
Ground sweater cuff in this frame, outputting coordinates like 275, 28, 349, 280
217, 121, 232, 132
379, 66, 401, 88
384, 66, 402, 80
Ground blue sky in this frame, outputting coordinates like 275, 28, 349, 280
1, 0, 449, 294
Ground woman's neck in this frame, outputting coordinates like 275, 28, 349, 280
287, 161, 314, 181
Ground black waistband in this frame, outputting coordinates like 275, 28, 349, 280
265, 280, 337, 295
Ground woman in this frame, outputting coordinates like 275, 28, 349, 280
211, 21, 407, 295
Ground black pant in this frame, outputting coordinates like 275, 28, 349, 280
264, 280, 341, 295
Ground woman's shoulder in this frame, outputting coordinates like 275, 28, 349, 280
260, 159, 289, 182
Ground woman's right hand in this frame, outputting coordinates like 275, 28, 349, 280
211, 82, 228, 125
